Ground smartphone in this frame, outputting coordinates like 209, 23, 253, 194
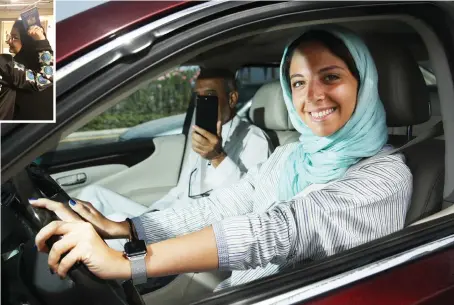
195, 95, 219, 135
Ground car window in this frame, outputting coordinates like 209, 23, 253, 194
235, 66, 280, 115
236, 66, 280, 85
56, 66, 200, 151
418, 61, 436, 86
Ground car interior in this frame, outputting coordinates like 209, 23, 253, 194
51, 19, 447, 222
2, 6, 454, 305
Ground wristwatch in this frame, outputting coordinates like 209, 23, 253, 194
124, 218, 148, 285
124, 239, 148, 285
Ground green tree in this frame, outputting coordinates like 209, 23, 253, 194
81, 67, 200, 131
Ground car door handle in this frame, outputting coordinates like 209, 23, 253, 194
56, 173, 87, 187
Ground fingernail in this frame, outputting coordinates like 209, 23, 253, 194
49, 268, 54, 275
29, 198, 38, 201
33, 244, 37, 250
69, 199, 76, 206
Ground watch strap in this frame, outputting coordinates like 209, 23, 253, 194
129, 255, 147, 285
125, 218, 138, 241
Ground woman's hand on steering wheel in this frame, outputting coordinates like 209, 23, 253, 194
30, 198, 82, 222
35, 220, 130, 280
30, 198, 123, 239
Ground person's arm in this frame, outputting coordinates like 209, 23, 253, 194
142, 153, 411, 276
29, 157, 265, 242
135, 153, 413, 277
209, 153, 413, 271
208, 126, 273, 190
0, 54, 51, 92
36, 153, 412, 280
130, 163, 261, 244
33, 164, 261, 279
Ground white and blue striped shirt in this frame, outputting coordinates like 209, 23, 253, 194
132, 143, 412, 290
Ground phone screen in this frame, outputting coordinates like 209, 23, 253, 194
195, 95, 219, 135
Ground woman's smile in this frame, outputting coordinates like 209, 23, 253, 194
307, 107, 337, 122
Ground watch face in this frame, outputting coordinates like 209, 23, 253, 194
124, 240, 147, 257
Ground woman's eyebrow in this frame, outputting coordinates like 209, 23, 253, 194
319, 65, 345, 73
290, 73, 304, 80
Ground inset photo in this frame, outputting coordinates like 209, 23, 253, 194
0, 0, 54, 122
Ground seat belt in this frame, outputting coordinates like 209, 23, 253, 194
178, 93, 196, 180
182, 92, 196, 136
374, 121, 444, 158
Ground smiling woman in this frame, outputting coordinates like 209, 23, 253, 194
278, 28, 388, 200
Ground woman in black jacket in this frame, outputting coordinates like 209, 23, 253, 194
0, 26, 53, 120
4, 21, 54, 120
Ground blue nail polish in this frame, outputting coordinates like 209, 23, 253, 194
29, 198, 38, 201
33, 244, 37, 250
69, 199, 76, 206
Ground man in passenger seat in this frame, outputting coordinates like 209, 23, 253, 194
77, 68, 273, 238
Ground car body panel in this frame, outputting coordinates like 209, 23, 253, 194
305, 245, 454, 305
50, 164, 128, 196
56, 0, 187, 64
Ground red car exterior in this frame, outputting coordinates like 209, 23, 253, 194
56, 1, 186, 64
307, 248, 454, 305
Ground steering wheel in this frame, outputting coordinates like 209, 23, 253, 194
10, 163, 141, 305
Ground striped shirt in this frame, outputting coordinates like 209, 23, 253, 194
132, 143, 412, 290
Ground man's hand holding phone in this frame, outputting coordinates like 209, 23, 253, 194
192, 121, 226, 168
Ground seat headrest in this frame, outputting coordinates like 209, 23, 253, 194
366, 38, 431, 127
249, 81, 293, 131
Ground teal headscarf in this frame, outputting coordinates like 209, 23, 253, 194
278, 26, 388, 201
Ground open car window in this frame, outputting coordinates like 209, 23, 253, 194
55, 66, 200, 151
235, 66, 280, 108
419, 61, 437, 86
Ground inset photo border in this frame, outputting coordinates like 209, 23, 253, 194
0, 0, 55, 123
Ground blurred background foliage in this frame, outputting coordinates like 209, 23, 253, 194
81, 67, 200, 131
